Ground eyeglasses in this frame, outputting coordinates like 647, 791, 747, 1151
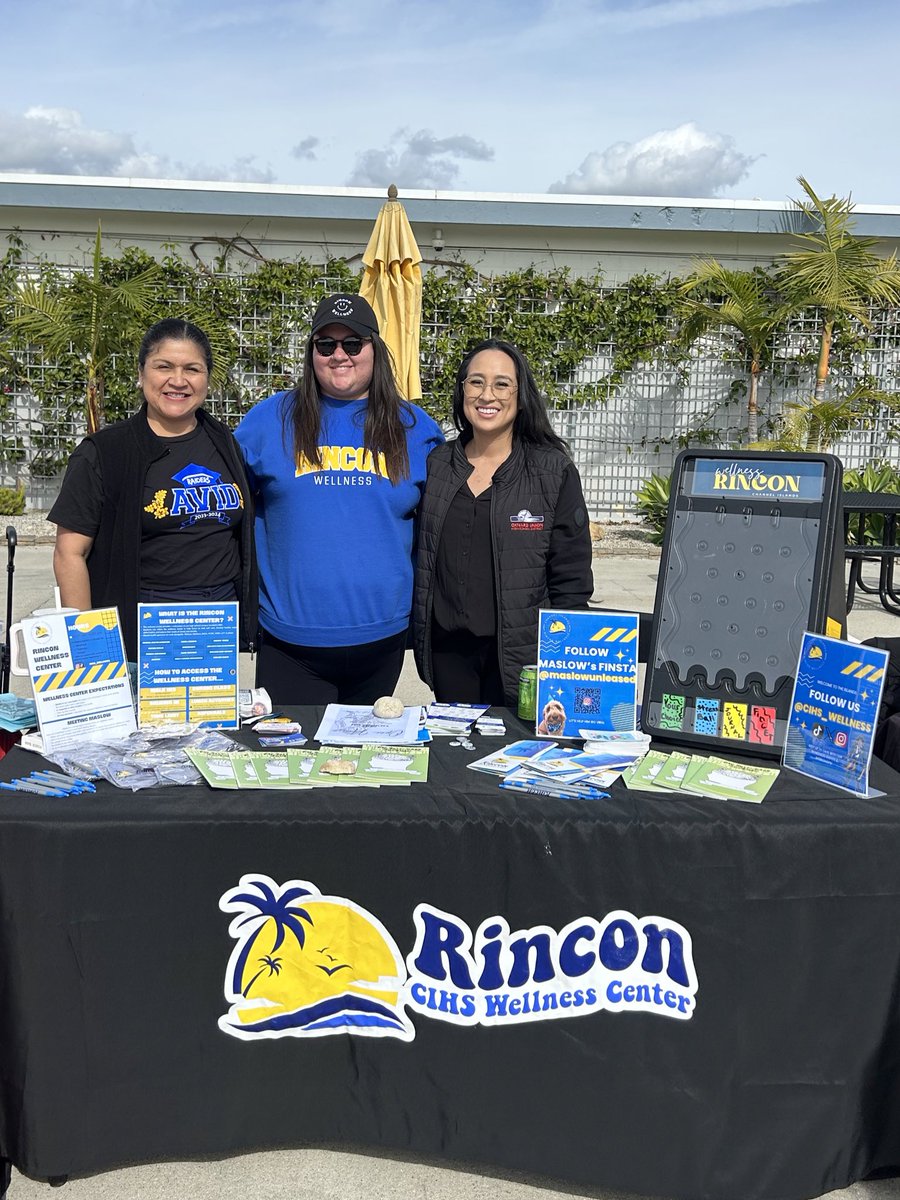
463, 377, 517, 398
313, 336, 371, 357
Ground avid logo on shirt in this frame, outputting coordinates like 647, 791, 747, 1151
295, 446, 388, 482
144, 463, 243, 525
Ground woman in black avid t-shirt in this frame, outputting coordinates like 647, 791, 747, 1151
48, 318, 257, 659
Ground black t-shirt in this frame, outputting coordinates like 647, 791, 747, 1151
50, 423, 243, 590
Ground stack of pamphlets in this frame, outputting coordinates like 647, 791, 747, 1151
475, 714, 506, 736
252, 719, 307, 747
423, 702, 491, 737
187, 743, 430, 789
468, 738, 649, 800
0, 693, 36, 734
314, 704, 426, 746
582, 730, 651, 758
621, 749, 779, 803
467, 739, 554, 776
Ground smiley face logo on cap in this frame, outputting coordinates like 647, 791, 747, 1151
332, 298, 353, 317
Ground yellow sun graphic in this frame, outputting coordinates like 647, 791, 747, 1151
234, 899, 404, 1025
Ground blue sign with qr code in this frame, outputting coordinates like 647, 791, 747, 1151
536, 610, 639, 738
783, 632, 887, 795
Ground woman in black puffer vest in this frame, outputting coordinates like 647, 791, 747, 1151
413, 338, 594, 707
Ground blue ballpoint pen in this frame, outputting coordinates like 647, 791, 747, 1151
0, 780, 67, 797
32, 772, 91, 794
32, 770, 96, 792
18, 777, 71, 796
31, 772, 88, 792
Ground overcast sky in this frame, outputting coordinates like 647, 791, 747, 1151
1, 0, 896, 204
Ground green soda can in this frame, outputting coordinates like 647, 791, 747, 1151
517, 665, 537, 722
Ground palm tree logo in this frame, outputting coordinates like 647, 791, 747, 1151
219, 874, 414, 1042
242, 954, 282, 997
223, 877, 313, 999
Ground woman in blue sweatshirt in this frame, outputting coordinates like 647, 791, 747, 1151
236, 293, 444, 704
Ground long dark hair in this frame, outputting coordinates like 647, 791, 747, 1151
451, 338, 570, 454
139, 319, 213, 372
286, 331, 412, 483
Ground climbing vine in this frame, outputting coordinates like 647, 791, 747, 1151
3, 230, 897, 480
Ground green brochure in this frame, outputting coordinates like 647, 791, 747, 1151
287, 749, 318, 787
186, 749, 241, 788
622, 750, 672, 792
678, 755, 718, 797
245, 752, 300, 788
652, 751, 694, 791
680, 756, 779, 803
356, 743, 429, 784
232, 753, 264, 788
306, 746, 372, 787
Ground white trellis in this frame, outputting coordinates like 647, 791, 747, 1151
6, 265, 900, 518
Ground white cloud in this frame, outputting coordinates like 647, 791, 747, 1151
549, 122, 758, 197
291, 136, 319, 162
347, 128, 494, 190
0, 106, 134, 175
531, 0, 820, 44
0, 106, 274, 183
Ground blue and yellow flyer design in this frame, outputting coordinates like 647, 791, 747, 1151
22, 607, 135, 753
783, 633, 888, 795
137, 602, 239, 728
536, 610, 639, 738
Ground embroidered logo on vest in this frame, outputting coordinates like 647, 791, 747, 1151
510, 508, 544, 531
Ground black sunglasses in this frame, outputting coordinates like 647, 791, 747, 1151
313, 336, 371, 357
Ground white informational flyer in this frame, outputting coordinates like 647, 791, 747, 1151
314, 703, 422, 745
23, 607, 136, 754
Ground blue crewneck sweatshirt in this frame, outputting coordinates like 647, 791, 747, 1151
235, 391, 444, 647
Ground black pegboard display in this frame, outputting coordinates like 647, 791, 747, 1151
642, 451, 846, 759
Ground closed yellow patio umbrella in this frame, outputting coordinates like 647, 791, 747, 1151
359, 184, 423, 400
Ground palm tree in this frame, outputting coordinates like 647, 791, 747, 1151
11, 223, 160, 433
776, 177, 900, 443
242, 955, 283, 997
225, 878, 313, 998
679, 262, 796, 443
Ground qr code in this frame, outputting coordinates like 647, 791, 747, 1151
693, 698, 720, 737
574, 687, 603, 712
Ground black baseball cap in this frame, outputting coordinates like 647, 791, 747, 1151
311, 293, 379, 338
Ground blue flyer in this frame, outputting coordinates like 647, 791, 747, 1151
21, 607, 136, 754
783, 633, 888, 796
137, 602, 239, 728
535, 610, 639, 738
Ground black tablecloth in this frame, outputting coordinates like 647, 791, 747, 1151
1, 709, 900, 1200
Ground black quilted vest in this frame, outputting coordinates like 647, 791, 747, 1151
413, 438, 587, 705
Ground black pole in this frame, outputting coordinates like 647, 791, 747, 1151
2, 527, 17, 694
